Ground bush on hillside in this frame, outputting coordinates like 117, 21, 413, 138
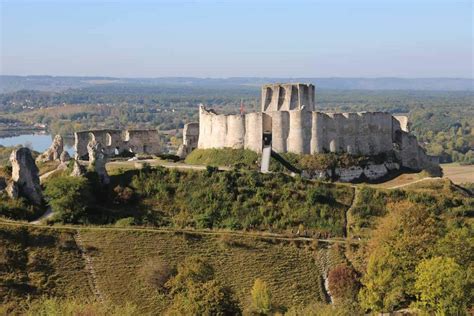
165, 256, 241, 315
328, 263, 360, 303
129, 166, 350, 235
0, 192, 39, 221
250, 278, 272, 314
140, 258, 174, 291
44, 176, 94, 223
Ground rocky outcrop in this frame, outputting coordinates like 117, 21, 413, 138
60, 151, 71, 163
9, 147, 42, 204
70, 160, 86, 177
87, 140, 109, 184
6, 181, 18, 199
37, 135, 64, 162
306, 161, 401, 183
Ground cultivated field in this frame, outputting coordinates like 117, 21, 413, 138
441, 163, 474, 184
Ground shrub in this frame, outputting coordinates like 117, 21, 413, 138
165, 255, 241, 315
140, 258, 174, 291
112, 185, 135, 204
166, 256, 215, 294
251, 278, 272, 314
327, 264, 359, 303
43, 176, 94, 223
114, 217, 135, 227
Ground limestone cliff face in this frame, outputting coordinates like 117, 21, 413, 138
9, 147, 42, 205
37, 135, 63, 162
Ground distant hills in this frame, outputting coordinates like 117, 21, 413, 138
0, 75, 472, 93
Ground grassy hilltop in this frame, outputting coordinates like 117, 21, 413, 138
0, 159, 472, 314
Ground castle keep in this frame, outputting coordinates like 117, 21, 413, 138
192, 83, 437, 171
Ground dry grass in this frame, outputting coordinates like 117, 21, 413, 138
0, 224, 92, 312
441, 163, 474, 184
0, 223, 340, 314
79, 229, 332, 314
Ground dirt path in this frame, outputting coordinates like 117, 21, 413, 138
74, 231, 105, 303
387, 177, 441, 189
30, 207, 54, 224
1, 218, 359, 245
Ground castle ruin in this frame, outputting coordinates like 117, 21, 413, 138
74, 129, 160, 159
192, 83, 437, 171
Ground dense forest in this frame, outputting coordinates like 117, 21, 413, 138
0, 84, 472, 163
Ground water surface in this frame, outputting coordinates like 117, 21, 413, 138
0, 133, 74, 154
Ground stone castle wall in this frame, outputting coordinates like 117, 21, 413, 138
198, 106, 396, 156
75, 129, 160, 158
192, 83, 437, 171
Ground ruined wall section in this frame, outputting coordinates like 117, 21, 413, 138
75, 129, 160, 158
125, 130, 161, 154
264, 111, 394, 155
261, 83, 315, 112
198, 106, 263, 153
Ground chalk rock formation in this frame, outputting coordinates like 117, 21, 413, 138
87, 140, 109, 184
6, 181, 18, 199
60, 151, 71, 163
37, 135, 63, 162
9, 147, 42, 204
70, 160, 86, 177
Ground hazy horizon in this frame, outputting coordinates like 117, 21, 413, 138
1, 0, 473, 78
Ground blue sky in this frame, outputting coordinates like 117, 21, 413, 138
1, 0, 472, 77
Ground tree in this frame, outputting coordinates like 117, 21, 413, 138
413, 257, 469, 315
165, 256, 241, 316
43, 176, 94, 223
251, 278, 272, 315
166, 279, 241, 316
435, 227, 474, 268
328, 263, 359, 303
359, 201, 441, 312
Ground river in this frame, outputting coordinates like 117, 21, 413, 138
0, 133, 75, 154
